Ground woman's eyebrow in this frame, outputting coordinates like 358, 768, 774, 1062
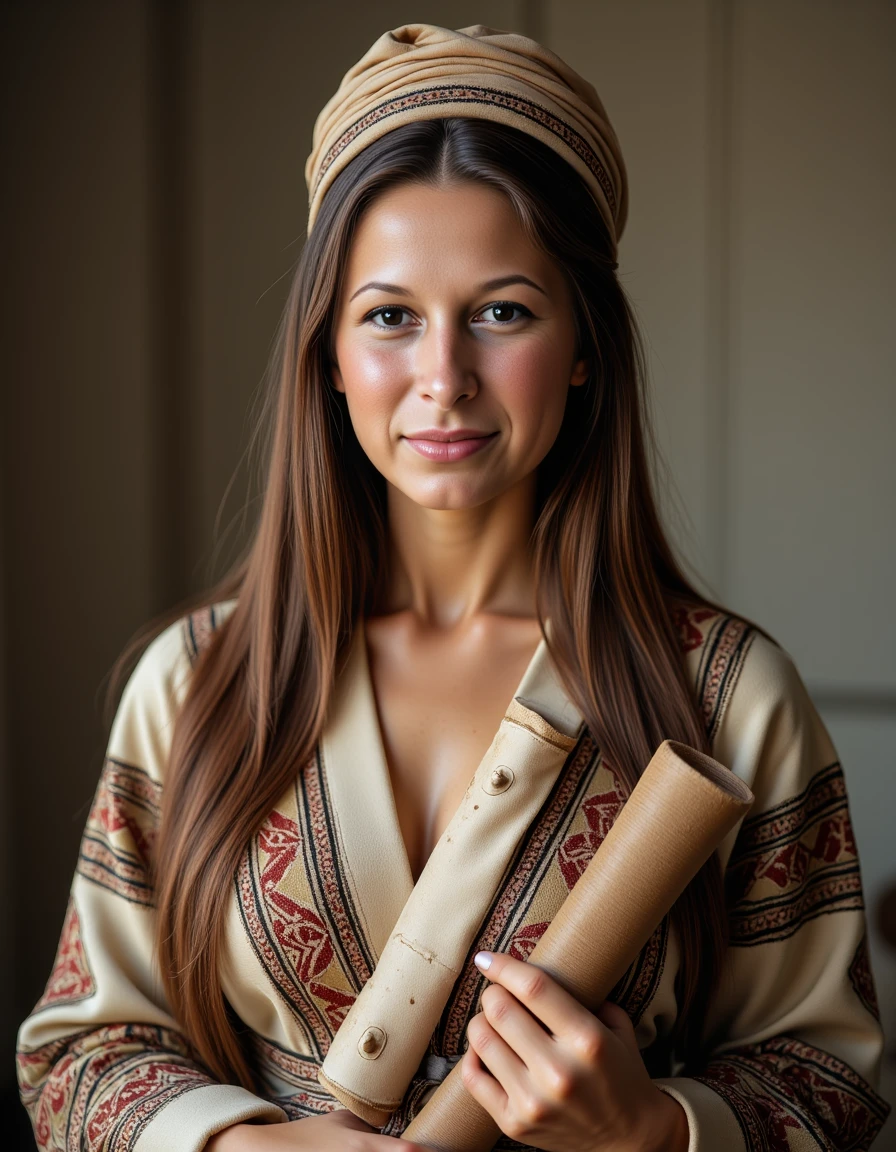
480, 275, 547, 296
349, 274, 547, 303
349, 280, 409, 302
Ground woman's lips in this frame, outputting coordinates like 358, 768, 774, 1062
403, 432, 499, 462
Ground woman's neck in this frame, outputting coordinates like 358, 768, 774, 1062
382, 473, 538, 629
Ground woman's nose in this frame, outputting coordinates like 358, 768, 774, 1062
414, 322, 478, 407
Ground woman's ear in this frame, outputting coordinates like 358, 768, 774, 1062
330, 361, 346, 394
569, 357, 589, 388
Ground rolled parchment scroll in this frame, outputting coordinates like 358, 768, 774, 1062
403, 739, 754, 1152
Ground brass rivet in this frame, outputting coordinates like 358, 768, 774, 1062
358, 1026, 387, 1060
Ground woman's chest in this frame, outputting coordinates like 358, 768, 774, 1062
363, 616, 546, 882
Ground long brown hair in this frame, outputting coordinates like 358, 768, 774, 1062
115, 118, 730, 1088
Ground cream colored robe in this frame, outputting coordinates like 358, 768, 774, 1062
16, 600, 891, 1150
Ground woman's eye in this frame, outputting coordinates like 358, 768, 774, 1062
369, 307, 408, 328
366, 302, 530, 328
479, 302, 529, 324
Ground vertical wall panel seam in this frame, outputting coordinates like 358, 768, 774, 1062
706, 0, 734, 598
148, 0, 195, 609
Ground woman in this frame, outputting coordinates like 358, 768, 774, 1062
16, 24, 890, 1152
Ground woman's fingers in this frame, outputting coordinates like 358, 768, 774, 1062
473, 950, 602, 1054
467, 1005, 530, 1085
461, 1044, 511, 1120
478, 982, 557, 1070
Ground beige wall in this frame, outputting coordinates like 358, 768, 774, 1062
2, 1, 893, 1145
550, 5, 896, 1144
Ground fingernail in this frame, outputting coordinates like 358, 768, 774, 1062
474, 951, 492, 971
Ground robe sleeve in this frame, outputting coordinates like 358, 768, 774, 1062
15, 615, 286, 1152
653, 631, 891, 1151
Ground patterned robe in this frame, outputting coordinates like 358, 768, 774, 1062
16, 600, 891, 1151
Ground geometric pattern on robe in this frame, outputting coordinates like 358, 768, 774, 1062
16, 599, 891, 1151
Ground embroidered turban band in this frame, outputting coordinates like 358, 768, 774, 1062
305, 23, 628, 252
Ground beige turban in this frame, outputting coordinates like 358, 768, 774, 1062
305, 24, 628, 250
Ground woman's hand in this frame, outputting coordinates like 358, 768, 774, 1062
461, 951, 689, 1152
205, 1107, 425, 1150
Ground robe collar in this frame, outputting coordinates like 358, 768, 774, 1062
319, 616, 584, 1122
320, 617, 582, 961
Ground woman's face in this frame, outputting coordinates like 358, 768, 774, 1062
330, 180, 588, 510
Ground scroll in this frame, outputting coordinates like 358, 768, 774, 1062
318, 694, 582, 1125
402, 739, 754, 1152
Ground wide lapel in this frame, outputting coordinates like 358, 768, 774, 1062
318, 617, 584, 1125
320, 620, 416, 964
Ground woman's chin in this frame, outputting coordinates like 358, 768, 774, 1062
390, 477, 505, 512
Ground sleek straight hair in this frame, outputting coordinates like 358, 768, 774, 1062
112, 118, 730, 1088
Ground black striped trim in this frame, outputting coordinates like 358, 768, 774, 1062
235, 814, 328, 1058
725, 761, 864, 945
695, 614, 756, 742
299, 748, 377, 986
248, 1035, 339, 1119
434, 731, 597, 1053
313, 84, 617, 217
695, 1035, 890, 1150
76, 759, 161, 908
182, 604, 218, 666
849, 933, 881, 1021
